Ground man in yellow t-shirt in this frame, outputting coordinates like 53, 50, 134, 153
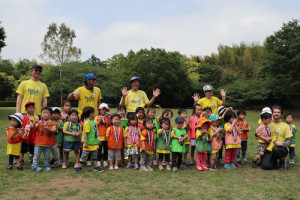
120, 77, 161, 114
267, 105, 293, 171
192, 85, 226, 115
16, 65, 50, 116
67, 73, 102, 118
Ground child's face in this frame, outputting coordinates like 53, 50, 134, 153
63, 103, 71, 113
10, 118, 19, 127
212, 121, 219, 126
52, 112, 61, 120
285, 115, 293, 124
179, 111, 187, 119
112, 116, 120, 126
41, 110, 51, 120
130, 119, 137, 126
201, 122, 209, 130
176, 122, 184, 129
145, 120, 154, 130
161, 122, 170, 130
26, 105, 35, 115
137, 110, 144, 119
148, 110, 156, 119
229, 116, 236, 123
163, 111, 172, 119
262, 118, 272, 125
69, 112, 78, 122
238, 114, 246, 120
99, 108, 107, 116
118, 108, 126, 116
89, 112, 95, 119
195, 106, 202, 116
205, 110, 212, 118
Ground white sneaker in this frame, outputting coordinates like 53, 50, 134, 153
87, 161, 92, 167
109, 166, 114, 170
153, 160, 158, 166
114, 165, 119, 170
103, 161, 109, 167
147, 166, 153, 171
97, 161, 101, 167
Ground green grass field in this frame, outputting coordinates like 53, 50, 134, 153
0, 107, 299, 200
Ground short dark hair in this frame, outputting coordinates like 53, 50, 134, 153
136, 107, 145, 113
41, 107, 53, 114
284, 113, 294, 119
62, 100, 72, 108
81, 106, 94, 121
159, 117, 171, 128
143, 117, 153, 129
111, 113, 121, 121
147, 108, 156, 115
53, 109, 61, 114
203, 107, 212, 112
178, 108, 187, 115
162, 109, 173, 117
237, 110, 246, 116
117, 105, 126, 111
261, 113, 272, 120
224, 110, 236, 122
127, 113, 138, 126
69, 109, 78, 116
193, 104, 201, 114
272, 105, 283, 114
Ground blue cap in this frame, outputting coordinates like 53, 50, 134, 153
175, 116, 185, 123
209, 114, 220, 122
128, 77, 142, 85
85, 73, 95, 81
31, 64, 42, 69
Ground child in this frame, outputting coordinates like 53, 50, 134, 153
51, 107, 64, 167
106, 114, 124, 170
32, 107, 57, 172
20, 102, 39, 164
157, 117, 172, 171
203, 107, 212, 119
140, 118, 156, 172
252, 112, 272, 168
94, 103, 111, 167
195, 118, 211, 171
171, 117, 187, 172
189, 104, 202, 165
124, 113, 141, 169
136, 107, 145, 130
178, 108, 191, 166
61, 100, 72, 122
118, 105, 128, 129
147, 108, 159, 166
285, 113, 297, 164
75, 107, 103, 172
6, 113, 29, 170
236, 110, 250, 163
62, 109, 81, 169
208, 114, 223, 170
223, 110, 241, 169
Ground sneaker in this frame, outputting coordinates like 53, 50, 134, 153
252, 160, 258, 168
17, 166, 23, 170
224, 164, 231, 169
234, 163, 241, 168
109, 166, 114, 170
50, 159, 56, 166
93, 166, 103, 172
279, 161, 286, 171
74, 166, 83, 172
289, 159, 295, 165
44, 166, 52, 171
183, 161, 191, 166
242, 158, 248, 163
230, 163, 237, 169
147, 166, 153, 171
172, 167, 178, 172
237, 158, 241, 164
209, 166, 219, 171
202, 165, 209, 170
51, 160, 59, 168
190, 159, 195, 165
158, 165, 164, 171
6, 165, 12, 170
134, 163, 139, 170
114, 165, 119, 170
166, 165, 172, 171
97, 161, 102, 167
34, 166, 42, 172
103, 161, 109, 167
87, 161, 92, 167
196, 166, 203, 171
62, 163, 67, 169
140, 165, 149, 171
153, 160, 158, 166
219, 158, 225, 165
74, 163, 79, 169
126, 163, 132, 168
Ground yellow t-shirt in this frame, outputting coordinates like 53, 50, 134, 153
73, 86, 102, 117
123, 127, 141, 147
121, 90, 149, 112
82, 120, 99, 151
224, 123, 241, 149
16, 80, 50, 115
197, 97, 222, 115
267, 122, 293, 151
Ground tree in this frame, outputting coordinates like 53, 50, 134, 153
0, 59, 14, 76
0, 72, 15, 100
84, 54, 107, 68
197, 63, 222, 88
0, 22, 6, 53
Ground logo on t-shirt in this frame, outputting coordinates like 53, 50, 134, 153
85, 96, 95, 102
37, 86, 41, 90
212, 101, 216, 104
28, 88, 39, 95
93, 93, 96, 97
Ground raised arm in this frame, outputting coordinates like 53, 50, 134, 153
146, 88, 161, 108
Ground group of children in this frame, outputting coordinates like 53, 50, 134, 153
6, 101, 297, 172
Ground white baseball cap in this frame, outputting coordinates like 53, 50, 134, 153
8, 113, 24, 126
203, 85, 213, 92
52, 107, 61, 112
261, 107, 272, 114
98, 103, 110, 110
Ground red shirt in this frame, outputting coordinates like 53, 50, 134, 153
34, 120, 56, 146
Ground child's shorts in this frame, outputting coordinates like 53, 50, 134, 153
257, 142, 267, 156
80, 150, 98, 162
125, 146, 139, 156
108, 149, 121, 161
21, 142, 34, 154
63, 141, 80, 152
190, 139, 196, 146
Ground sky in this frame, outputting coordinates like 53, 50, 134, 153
1, 0, 299, 62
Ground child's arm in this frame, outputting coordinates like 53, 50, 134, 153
45, 125, 56, 134
156, 105, 162, 119
158, 129, 163, 135
84, 132, 88, 148
227, 119, 237, 132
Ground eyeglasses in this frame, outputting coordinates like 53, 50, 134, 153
91, 79, 96, 81
34, 69, 42, 72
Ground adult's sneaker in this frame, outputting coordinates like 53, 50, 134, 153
289, 159, 295, 165
252, 160, 258, 168
279, 161, 286, 171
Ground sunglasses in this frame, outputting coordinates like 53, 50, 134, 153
34, 69, 42, 72
90, 79, 96, 81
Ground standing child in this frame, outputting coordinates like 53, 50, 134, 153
61, 100, 72, 122
203, 107, 212, 119
285, 113, 297, 164
62, 109, 81, 169
75, 107, 103, 172
252, 112, 272, 168
208, 114, 223, 170
157, 117, 172, 171
147, 108, 159, 166
178, 109, 191, 166
171, 117, 187, 172
94, 103, 111, 167
20, 102, 39, 165
195, 118, 211, 171
32, 107, 57, 172
136, 107, 145, 130
189, 104, 202, 165
118, 105, 128, 128
140, 118, 156, 172
124, 113, 141, 169
236, 110, 250, 163
51, 107, 64, 168
106, 114, 124, 170
6, 113, 29, 170
223, 111, 241, 169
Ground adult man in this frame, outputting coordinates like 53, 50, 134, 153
192, 85, 226, 115
266, 105, 293, 171
120, 77, 161, 115
67, 73, 102, 117
16, 65, 49, 116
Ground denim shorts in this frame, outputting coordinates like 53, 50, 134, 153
63, 141, 80, 152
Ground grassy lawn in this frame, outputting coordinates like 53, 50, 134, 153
0, 107, 299, 200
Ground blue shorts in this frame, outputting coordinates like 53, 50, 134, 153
62, 141, 80, 152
